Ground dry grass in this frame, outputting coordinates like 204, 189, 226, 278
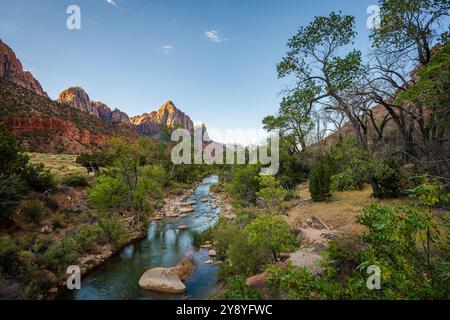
27, 152, 87, 178
286, 183, 409, 235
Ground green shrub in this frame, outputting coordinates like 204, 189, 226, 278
329, 138, 372, 191
222, 275, 262, 300
408, 176, 450, 206
256, 176, 286, 213
222, 233, 272, 278
98, 216, 129, 247
266, 264, 317, 300
40, 236, 80, 273
61, 174, 89, 188
192, 227, 216, 248
22, 163, 56, 192
372, 159, 401, 199
88, 176, 128, 210
74, 224, 105, 252
0, 174, 24, 223
225, 165, 260, 205
23, 200, 46, 223
309, 157, 332, 202
245, 214, 298, 260
0, 235, 18, 257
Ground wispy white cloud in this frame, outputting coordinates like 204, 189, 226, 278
106, 0, 117, 6
204, 30, 223, 43
162, 44, 174, 53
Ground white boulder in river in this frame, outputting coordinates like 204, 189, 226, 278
138, 268, 186, 294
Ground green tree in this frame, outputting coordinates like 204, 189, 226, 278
245, 214, 298, 260
225, 165, 260, 205
263, 92, 315, 154
88, 176, 128, 210
277, 12, 368, 150
256, 175, 286, 214
372, 0, 450, 66
309, 157, 332, 202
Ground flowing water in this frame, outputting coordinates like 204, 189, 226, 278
62, 175, 220, 300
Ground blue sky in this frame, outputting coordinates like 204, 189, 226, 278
0, 0, 378, 143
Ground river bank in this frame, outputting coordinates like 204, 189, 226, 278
60, 175, 222, 300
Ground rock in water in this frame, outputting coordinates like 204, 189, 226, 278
138, 268, 186, 294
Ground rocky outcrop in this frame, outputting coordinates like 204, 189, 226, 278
0, 39, 48, 98
57, 87, 100, 118
138, 267, 186, 293
111, 108, 132, 125
0, 79, 139, 154
131, 101, 194, 137
92, 101, 132, 125
92, 101, 112, 121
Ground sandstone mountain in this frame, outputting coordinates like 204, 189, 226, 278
0, 79, 139, 154
131, 101, 194, 137
0, 39, 201, 153
0, 39, 48, 98
57, 87, 100, 118
91, 101, 132, 125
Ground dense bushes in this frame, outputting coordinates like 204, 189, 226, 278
329, 138, 372, 191
22, 200, 46, 223
88, 176, 128, 209
98, 216, 129, 247
371, 159, 401, 199
225, 165, 261, 205
222, 275, 262, 300
0, 174, 24, 223
61, 174, 89, 188
245, 214, 297, 260
265, 204, 449, 300
0, 124, 55, 224
309, 157, 332, 202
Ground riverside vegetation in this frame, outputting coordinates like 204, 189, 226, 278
192, 0, 450, 300
0, 124, 216, 299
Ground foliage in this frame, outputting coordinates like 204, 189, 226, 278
329, 138, 372, 191
266, 264, 317, 299
74, 224, 105, 252
98, 216, 129, 247
309, 156, 332, 202
371, 0, 449, 65
222, 275, 262, 300
256, 175, 287, 213
88, 175, 128, 210
225, 165, 260, 205
21, 163, 55, 192
61, 174, 89, 188
221, 232, 272, 278
265, 204, 449, 299
0, 174, 24, 222
40, 236, 80, 273
245, 214, 298, 260
408, 176, 450, 206
23, 200, 46, 223
372, 158, 402, 199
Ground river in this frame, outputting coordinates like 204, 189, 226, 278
62, 175, 220, 300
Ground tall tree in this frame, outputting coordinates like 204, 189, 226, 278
276, 12, 369, 150
372, 0, 450, 66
